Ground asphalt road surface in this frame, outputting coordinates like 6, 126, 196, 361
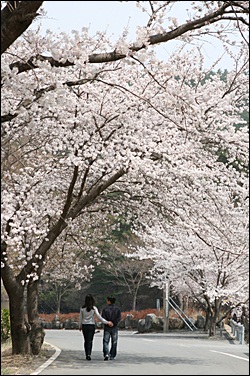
32, 329, 249, 375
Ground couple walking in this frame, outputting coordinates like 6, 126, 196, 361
79, 294, 121, 361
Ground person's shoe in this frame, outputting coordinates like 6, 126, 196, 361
104, 355, 109, 361
86, 355, 91, 360
109, 357, 114, 360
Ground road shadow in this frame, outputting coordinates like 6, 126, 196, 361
47, 349, 206, 371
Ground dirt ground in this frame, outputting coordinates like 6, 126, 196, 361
1, 339, 55, 375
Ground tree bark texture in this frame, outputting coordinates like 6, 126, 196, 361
1, 1, 44, 54
27, 281, 45, 355
9, 287, 30, 354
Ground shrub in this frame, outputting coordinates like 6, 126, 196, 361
1, 308, 10, 342
38, 309, 165, 323
38, 307, 204, 325
38, 312, 79, 322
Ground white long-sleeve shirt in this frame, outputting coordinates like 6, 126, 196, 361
79, 306, 109, 328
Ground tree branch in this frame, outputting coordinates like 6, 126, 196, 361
1, 1, 44, 54
7, 2, 248, 73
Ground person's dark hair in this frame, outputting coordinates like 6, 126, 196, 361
107, 295, 116, 304
82, 294, 95, 311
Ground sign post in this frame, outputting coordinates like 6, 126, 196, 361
156, 298, 160, 312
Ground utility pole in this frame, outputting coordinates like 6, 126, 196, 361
163, 280, 169, 333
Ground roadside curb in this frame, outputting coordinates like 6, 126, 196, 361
30, 342, 61, 375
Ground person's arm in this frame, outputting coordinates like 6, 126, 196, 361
79, 308, 83, 330
94, 306, 110, 325
112, 307, 121, 326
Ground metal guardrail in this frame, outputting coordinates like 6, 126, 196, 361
230, 319, 245, 344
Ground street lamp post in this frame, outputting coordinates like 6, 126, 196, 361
163, 280, 169, 333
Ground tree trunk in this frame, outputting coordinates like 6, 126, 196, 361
207, 301, 221, 337
178, 293, 183, 311
132, 294, 137, 311
9, 286, 30, 355
204, 308, 209, 331
56, 285, 62, 314
27, 280, 45, 355
8, 279, 45, 355
56, 296, 61, 314
208, 316, 217, 336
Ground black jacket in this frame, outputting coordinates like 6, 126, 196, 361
102, 304, 121, 328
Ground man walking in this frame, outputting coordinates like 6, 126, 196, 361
102, 295, 121, 361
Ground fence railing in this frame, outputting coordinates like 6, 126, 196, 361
230, 319, 245, 344
167, 297, 197, 331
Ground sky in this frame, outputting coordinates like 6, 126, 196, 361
31, 1, 241, 70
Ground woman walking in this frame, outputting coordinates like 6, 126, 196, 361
79, 294, 113, 360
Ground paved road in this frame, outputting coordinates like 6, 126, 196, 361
32, 329, 249, 375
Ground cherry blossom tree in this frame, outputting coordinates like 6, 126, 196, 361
40, 232, 94, 314
129, 171, 249, 335
1, 1, 249, 355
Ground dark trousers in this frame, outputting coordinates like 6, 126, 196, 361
82, 324, 95, 356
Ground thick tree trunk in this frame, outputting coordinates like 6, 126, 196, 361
9, 286, 31, 355
204, 310, 209, 331
5, 271, 45, 355
27, 280, 45, 355
208, 317, 217, 336
207, 300, 221, 337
